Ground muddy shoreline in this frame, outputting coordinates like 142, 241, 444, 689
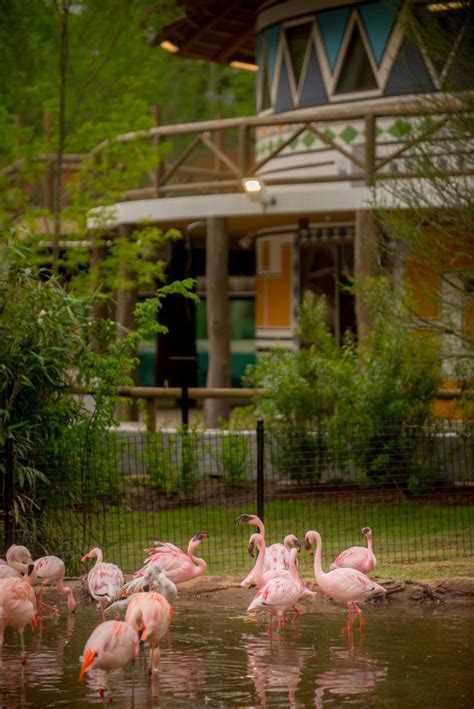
69, 575, 474, 606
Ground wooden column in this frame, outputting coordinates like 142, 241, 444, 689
354, 210, 380, 339
115, 225, 139, 420
203, 217, 231, 427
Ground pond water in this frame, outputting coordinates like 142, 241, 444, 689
0, 594, 472, 708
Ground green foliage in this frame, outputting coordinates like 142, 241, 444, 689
145, 424, 200, 495
244, 283, 442, 488
213, 429, 250, 486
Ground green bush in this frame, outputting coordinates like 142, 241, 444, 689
244, 280, 442, 488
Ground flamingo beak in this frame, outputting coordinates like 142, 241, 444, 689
194, 532, 209, 541
304, 540, 314, 554
294, 539, 302, 552
143, 584, 150, 592
27, 564, 35, 576
236, 514, 251, 527
79, 649, 98, 681
361, 527, 370, 537
80, 555, 89, 563
247, 541, 255, 557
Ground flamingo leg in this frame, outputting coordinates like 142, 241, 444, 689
292, 606, 300, 624
352, 602, 365, 634
346, 603, 354, 634
20, 629, 26, 665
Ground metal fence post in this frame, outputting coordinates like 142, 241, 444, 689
4, 437, 15, 550
256, 418, 265, 521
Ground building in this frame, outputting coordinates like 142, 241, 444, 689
93, 0, 473, 424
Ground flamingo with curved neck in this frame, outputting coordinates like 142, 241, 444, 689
138, 532, 209, 584
305, 530, 385, 633
0, 545, 34, 579
237, 514, 299, 583
247, 548, 305, 633
81, 547, 124, 620
330, 527, 376, 574
247, 533, 304, 591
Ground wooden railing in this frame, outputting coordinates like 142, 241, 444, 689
115, 386, 467, 431
2, 97, 470, 206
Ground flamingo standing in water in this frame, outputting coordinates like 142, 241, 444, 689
125, 591, 172, 673
138, 532, 209, 584
0, 577, 38, 664
305, 530, 385, 633
247, 548, 304, 634
106, 561, 177, 616
330, 527, 376, 575
26, 555, 76, 613
0, 545, 34, 579
237, 514, 299, 583
81, 548, 124, 620
79, 619, 139, 700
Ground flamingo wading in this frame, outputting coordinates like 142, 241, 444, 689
125, 591, 172, 673
305, 530, 385, 633
138, 532, 209, 585
237, 514, 299, 584
79, 620, 139, 700
81, 547, 124, 620
0, 577, 38, 664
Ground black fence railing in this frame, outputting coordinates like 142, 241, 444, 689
1, 420, 473, 577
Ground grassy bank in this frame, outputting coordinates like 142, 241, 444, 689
73, 498, 474, 578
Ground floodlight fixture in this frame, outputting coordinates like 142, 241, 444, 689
241, 177, 276, 207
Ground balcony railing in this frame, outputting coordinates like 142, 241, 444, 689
2, 97, 471, 208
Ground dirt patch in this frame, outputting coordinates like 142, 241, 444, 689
78, 574, 471, 607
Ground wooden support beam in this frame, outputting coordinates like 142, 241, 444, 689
203, 217, 231, 427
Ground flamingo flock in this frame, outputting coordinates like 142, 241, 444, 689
0, 518, 384, 699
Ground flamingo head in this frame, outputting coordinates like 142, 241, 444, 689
80, 548, 101, 564
236, 514, 254, 527
247, 533, 264, 557
304, 531, 317, 554
7, 545, 33, 566
79, 649, 98, 681
192, 532, 209, 543
284, 534, 301, 552
361, 527, 372, 538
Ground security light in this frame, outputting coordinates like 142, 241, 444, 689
241, 177, 276, 207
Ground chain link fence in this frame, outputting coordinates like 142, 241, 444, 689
1, 420, 473, 576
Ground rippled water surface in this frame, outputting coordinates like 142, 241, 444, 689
0, 594, 472, 708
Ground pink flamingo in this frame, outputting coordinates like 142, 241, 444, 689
125, 591, 172, 673
26, 555, 76, 613
330, 527, 376, 575
0, 577, 38, 664
237, 514, 299, 581
79, 619, 139, 700
305, 530, 385, 633
0, 545, 34, 579
81, 548, 124, 620
107, 562, 177, 616
247, 533, 315, 623
138, 532, 209, 584
247, 548, 304, 634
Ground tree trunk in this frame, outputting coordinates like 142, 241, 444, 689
203, 217, 231, 427
354, 209, 380, 339
115, 226, 138, 420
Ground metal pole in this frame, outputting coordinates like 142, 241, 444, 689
4, 437, 14, 550
181, 385, 189, 427
256, 418, 265, 521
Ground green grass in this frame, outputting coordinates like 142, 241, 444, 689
68, 498, 474, 579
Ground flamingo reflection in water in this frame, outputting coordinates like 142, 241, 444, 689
243, 632, 313, 708
314, 635, 387, 708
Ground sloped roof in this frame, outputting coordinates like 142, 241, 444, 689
153, 0, 265, 64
